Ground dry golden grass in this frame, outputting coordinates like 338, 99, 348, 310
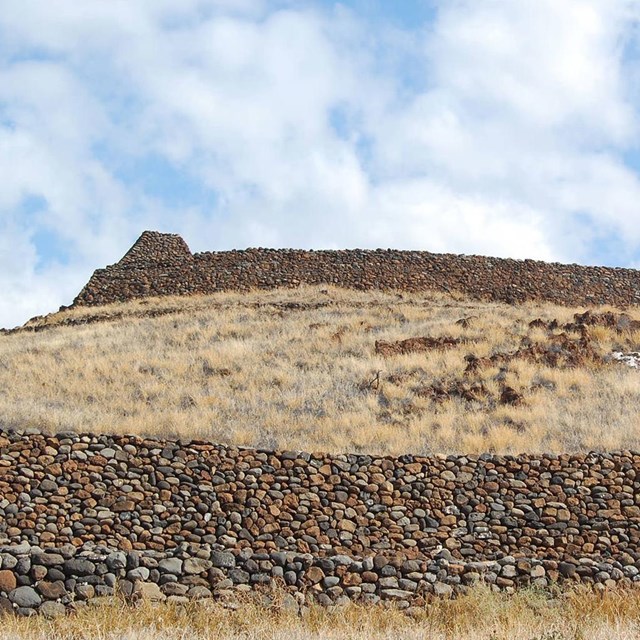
3, 587, 640, 639
2, 285, 640, 455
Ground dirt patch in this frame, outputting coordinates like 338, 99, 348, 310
416, 380, 489, 403
375, 336, 461, 357
375, 309, 639, 420
415, 379, 524, 407
529, 310, 640, 334
465, 330, 601, 374
500, 385, 524, 406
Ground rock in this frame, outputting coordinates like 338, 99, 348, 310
33, 553, 64, 567
305, 567, 324, 585
433, 583, 453, 597
322, 576, 340, 588
9, 587, 41, 608
64, 559, 95, 577
530, 566, 546, 579
0, 596, 12, 616
31, 565, 47, 581
105, 552, 127, 571
381, 588, 414, 600
313, 593, 332, 607
183, 558, 212, 574
559, 562, 577, 579
127, 567, 150, 581
379, 577, 399, 589
113, 501, 136, 513
136, 582, 165, 602
39, 601, 66, 619
280, 593, 299, 614
161, 583, 188, 596
229, 569, 250, 584
75, 584, 95, 600
117, 580, 135, 598
338, 520, 356, 533
211, 551, 235, 569
0, 544, 30, 557
398, 579, 418, 592
500, 386, 523, 406
0, 570, 17, 593
37, 581, 67, 600
187, 586, 212, 599
501, 565, 517, 578
158, 558, 183, 575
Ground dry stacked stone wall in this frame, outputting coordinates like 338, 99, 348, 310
73, 231, 640, 308
1, 429, 640, 615
11, 232, 640, 615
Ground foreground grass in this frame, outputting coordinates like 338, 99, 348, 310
3, 587, 640, 639
1, 286, 640, 455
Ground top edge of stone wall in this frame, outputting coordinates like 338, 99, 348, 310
107, 231, 640, 272
2, 425, 639, 463
71, 230, 640, 308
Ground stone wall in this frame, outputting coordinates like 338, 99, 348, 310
1, 429, 639, 615
72, 231, 640, 308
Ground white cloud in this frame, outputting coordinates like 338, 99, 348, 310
366, 179, 555, 260
428, 0, 636, 137
1, 0, 640, 327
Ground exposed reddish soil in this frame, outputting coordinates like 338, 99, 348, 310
383, 309, 639, 411
375, 336, 461, 357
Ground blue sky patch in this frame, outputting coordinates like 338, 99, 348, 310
336, 0, 437, 30
31, 228, 70, 270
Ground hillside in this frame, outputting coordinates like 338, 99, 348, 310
3, 237, 640, 631
2, 285, 640, 455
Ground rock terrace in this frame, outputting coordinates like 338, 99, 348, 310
72, 231, 640, 308
8, 233, 640, 615
1, 429, 640, 614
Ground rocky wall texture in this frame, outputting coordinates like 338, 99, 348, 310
73, 231, 640, 308
1, 429, 640, 614
0, 540, 635, 618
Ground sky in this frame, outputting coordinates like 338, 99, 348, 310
2, 0, 640, 328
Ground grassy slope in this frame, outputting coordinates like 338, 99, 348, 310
2, 285, 640, 456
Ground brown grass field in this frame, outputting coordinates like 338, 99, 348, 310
4, 286, 640, 637
1, 586, 640, 640
1, 285, 640, 455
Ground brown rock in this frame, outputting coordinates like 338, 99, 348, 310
31, 565, 47, 581
113, 500, 136, 512
338, 519, 356, 533
37, 581, 67, 600
305, 567, 325, 585
342, 572, 362, 586
0, 571, 16, 594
